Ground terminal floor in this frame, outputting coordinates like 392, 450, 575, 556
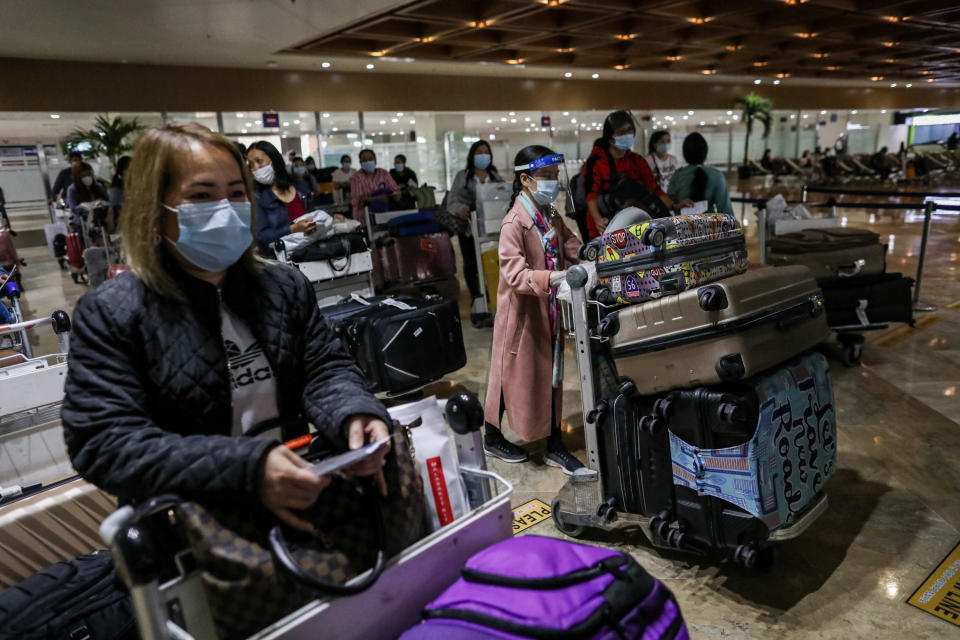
12, 178, 960, 639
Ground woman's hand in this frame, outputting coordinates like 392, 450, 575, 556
590, 211, 608, 233
346, 415, 391, 496
260, 446, 330, 532
677, 198, 696, 209
333, 214, 346, 222
549, 270, 567, 287
291, 219, 317, 234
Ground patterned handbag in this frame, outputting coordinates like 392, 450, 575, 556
178, 431, 426, 638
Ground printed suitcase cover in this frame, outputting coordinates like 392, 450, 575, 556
598, 213, 748, 303
669, 351, 836, 531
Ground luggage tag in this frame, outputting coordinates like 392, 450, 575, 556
855, 299, 871, 326
308, 435, 391, 477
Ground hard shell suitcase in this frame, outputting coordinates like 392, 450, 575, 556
387, 210, 444, 237
0, 229, 18, 268
663, 351, 837, 548
65, 233, 84, 269
320, 294, 467, 395
583, 213, 748, 305
819, 272, 914, 328
374, 232, 456, 290
402, 536, 689, 640
607, 266, 830, 395
766, 227, 886, 279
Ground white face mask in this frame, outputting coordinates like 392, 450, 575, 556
81, 175, 94, 187
252, 164, 275, 185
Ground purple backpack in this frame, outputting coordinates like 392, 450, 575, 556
399, 536, 688, 640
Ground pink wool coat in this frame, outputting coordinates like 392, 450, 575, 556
484, 196, 581, 442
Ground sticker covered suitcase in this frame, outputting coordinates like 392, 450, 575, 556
582, 213, 748, 304
766, 227, 886, 280
607, 265, 830, 395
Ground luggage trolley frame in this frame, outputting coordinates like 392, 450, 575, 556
273, 237, 375, 310
103, 397, 514, 640
550, 265, 830, 552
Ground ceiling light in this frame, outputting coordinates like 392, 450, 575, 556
366, 63, 375, 69
773, 79, 781, 85
754, 79, 762, 84
410, 119, 416, 124
563, 72, 573, 78
49, 114, 60, 119
890, 83, 897, 87
881, 41, 900, 47
391, 118, 399, 122
321, 62, 331, 68
726, 44, 744, 51
562, 111, 569, 116
927, 78, 936, 82
701, 68, 717, 75
245, 122, 252, 127
282, 121, 290, 126
905, 83, 912, 87
803, 114, 809, 118
505, 58, 524, 65
881, 109, 887, 113
794, 32, 818, 39
884, 16, 909, 22
726, 110, 733, 115
370, 50, 387, 57
782, 0, 810, 4
509, 112, 516, 116
468, 20, 491, 28
871, 76, 883, 81
614, 64, 629, 70
486, 119, 492, 123
826, 65, 841, 71
524, 117, 531, 121
688, 111, 695, 115
235, 112, 244, 118
775, 72, 791, 78
699, 121, 705, 126
753, 61, 768, 67
332, 127, 339, 132
571, 118, 577, 123
666, 55, 682, 62
294, 119, 300, 124
255, 120, 262, 125
725, 120, 731, 124
851, 110, 858, 114
688, 17, 713, 24
495, 126, 500, 130
812, 52, 829, 59
820, 110, 827, 115
732, 115, 739, 120
557, 47, 575, 53
921, 70, 933, 75
510, 118, 517, 123
615, 34, 637, 41
683, 115, 689, 120
500, 117, 507, 122
592, 73, 600, 78
396, 112, 404, 117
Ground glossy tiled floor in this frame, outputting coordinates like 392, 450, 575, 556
9, 177, 960, 638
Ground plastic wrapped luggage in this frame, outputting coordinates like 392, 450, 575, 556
582, 213, 748, 305
373, 233, 456, 290
399, 536, 688, 640
819, 272, 914, 328
83, 247, 108, 288
320, 294, 467, 396
766, 227, 886, 279
386, 210, 444, 237
607, 266, 830, 394
0, 229, 19, 269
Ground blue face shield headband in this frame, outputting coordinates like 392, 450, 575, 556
514, 154, 565, 172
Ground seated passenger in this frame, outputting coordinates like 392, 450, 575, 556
246, 141, 315, 254
61, 123, 391, 529
350, 149, 401, 217
483, 145, 585, 474
667, 133, 734, 215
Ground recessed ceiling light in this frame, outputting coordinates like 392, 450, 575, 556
245, 122, 252, 127
591, 73, 599, 78
410, 119, 416, 124
379, 120, 386, 124
571, 118, 577, 123
905, 83, 912, 87
564, 72, 572, 78
881, 109, 887, 113
754, 79, 762, 85
773, 79, 781, 85
508, 112, 516, 116
525, 117, 531, 121
241, 128, 247, 133
366, 63, 375, 69
235, 112, 244, 118
820, 110, 827, 114
49, 114, 60, 119
321, 62, 331, 68
683, 115, 689, 119
294, 119, 300, 124
510, 118, 517, 123
851, 110, 858, 114
699, 121, 705, 126
726, 110, 732, 115
688, 110, 695, 115
391, 118, 399, 123
397, 112, 404, 117
486, 119, 493, 123
255, 120, 262, 125
322, 113, 330, 118
282, 121, 290, 126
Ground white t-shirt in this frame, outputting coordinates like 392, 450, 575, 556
331, 167, 355, 184
221, 306, 279, 437
647, 153, 679, 194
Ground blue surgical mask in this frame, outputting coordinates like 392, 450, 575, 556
530, 179, 559, 205
473, 153, 492, 170
341, 162, 351, 170
361, 160, 376, 173
394, 162, 405, 172
164, 199, 252, 272
293, 166, 307, 176
656, 142, 670, 155
613, 134, 635, 151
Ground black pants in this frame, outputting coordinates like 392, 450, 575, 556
485, 391, 559, 441
457, 232, 482, 299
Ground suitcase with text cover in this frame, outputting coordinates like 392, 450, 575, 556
582, 213, 748, 305
321, 294, 467, 396
606, 266, 830, 395
819, 272, 914, 328
766, 227, 886, 280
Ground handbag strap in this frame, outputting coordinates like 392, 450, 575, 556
268, 481, 387, 595
328, 236, 353, 273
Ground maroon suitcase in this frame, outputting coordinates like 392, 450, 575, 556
0, 230, 17, 268
66, 233, 85, 269
374, 232, 456, 289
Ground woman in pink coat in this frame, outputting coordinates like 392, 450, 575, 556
483, 145, 585, 474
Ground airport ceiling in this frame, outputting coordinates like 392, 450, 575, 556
288, 0, 960, 84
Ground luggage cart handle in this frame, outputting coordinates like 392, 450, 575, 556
460, 467, 514, 498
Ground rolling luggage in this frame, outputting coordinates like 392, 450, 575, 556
84, 247, 108, 288
65, 233, 84, 269
0, 229, 19, 270
766, 227, 886, 279
819, 272, 914, 328
387, 210, 443, 237
481, 242, 499, 311
606, 266, 830, 395
373, 232, 456, 290
582, 213, 748, 305
400, 536, 688, 640
0, 550, 136, 640
320, 294, 467, 396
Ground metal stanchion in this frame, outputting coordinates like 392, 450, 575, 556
912, 200, 936, 312
801, 184, 808, 203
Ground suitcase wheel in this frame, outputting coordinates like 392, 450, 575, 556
580, 242, 601, 262
640, 226, 665, 248
550, 496, 584, 538
715, 354, 746, 381
841, 342, 863, 367
697, 285, 728, 311
594, 285, 616, 305
596, 315, 619, 338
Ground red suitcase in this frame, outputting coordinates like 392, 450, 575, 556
66, 233, 85, 269
373, 232, 456, 289
0, 230, 17, 268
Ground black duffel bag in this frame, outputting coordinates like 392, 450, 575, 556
0, 550, 137, 640
289, 232, 368, 263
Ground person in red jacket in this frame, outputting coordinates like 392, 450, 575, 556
582, 111, 691, 238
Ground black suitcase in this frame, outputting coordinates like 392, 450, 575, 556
0, 550, 137, 640
818, 272, 914, 328
321, 294, 467, 396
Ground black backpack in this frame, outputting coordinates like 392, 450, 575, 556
571, 151, 671, 222
0, 550, 138, 640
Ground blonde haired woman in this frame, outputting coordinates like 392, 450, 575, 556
61, 124, 391, 531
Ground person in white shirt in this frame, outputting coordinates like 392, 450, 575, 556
646, 130, 679, 194
331, 155, 356, 206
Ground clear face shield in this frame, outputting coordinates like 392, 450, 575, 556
514, 153, 573, 217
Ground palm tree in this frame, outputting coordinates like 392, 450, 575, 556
62, 115, 144, 171
734, 93, 773, 166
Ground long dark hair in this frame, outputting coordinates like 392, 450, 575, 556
72, 162, 107, 203
249, 140, 292, 191
648, 130, 669, 155
509, 145, 555, 209
465, 139, 498, 183
111, 155, 131, 189
584, 110, 636, 195
682, 133, 709, 202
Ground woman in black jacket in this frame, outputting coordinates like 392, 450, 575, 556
61, 123, 391, 532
